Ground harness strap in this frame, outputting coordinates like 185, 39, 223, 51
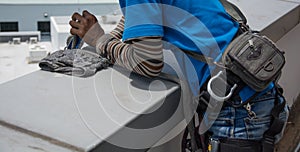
219, 0, 247, 24
180, 0, 251, 106
187, 118, 201, 151
181, 49, 215, 65
180, 0, 248, 66
262, 86, 286, 152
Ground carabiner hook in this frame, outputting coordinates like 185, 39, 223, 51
207, 71, 237, 102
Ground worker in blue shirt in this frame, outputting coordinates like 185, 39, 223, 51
69, 0, 289, 151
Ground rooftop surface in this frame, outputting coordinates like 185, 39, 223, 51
0, 42, 52, 84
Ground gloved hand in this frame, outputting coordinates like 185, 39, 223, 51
69, 10, 105, 47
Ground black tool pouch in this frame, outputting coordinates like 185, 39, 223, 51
221, 31, 285, 92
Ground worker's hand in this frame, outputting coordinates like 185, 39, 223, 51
69, 10, 104, 47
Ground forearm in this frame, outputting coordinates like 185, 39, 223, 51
110, 16, 125, 39
96, 35, 164, 77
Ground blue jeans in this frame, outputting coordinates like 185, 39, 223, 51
207, 88, 289, 142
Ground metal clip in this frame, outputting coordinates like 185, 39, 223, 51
248, 39, 254, 48
209, 138, 220, 152
244, 103, 257, 119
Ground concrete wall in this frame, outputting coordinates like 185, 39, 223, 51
0, 3, 119, 32
277, 24, 300, 105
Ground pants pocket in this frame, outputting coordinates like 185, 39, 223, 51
244, 116, 271, 140
209, 118, 233, 138
244, 96, 289, 141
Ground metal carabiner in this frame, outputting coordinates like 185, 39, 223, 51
207, 71, 237, 102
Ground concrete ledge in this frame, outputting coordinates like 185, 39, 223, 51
261, 5, 300, 42
0, 69, 180, 152
0, 124, 75, 152
229, 0, 300, 41
277, 23, 300, 105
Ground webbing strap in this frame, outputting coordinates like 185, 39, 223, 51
219, 0, 247, 24
180, 0, 247, 65
181, 49, 215, 65
262, 89, 286, 152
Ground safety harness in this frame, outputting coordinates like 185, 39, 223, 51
181, 1, 287, 152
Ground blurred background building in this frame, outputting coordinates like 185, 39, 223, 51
0, 0, 121, 84
0, 0, 119, 41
